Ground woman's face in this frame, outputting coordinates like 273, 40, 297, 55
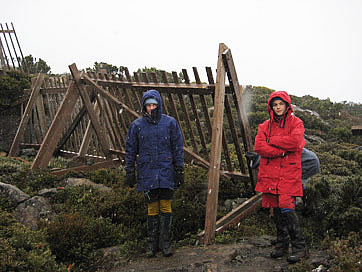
145, 103, 158, 115
272, 99, 287, 116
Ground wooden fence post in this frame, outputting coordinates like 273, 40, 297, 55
203, 43, 228, 245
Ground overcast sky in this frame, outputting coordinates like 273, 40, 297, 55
3, 0, 362, 103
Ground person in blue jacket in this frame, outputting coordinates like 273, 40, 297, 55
125, 89, 184, 257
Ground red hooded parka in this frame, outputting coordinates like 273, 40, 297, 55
254, 91, 305, 202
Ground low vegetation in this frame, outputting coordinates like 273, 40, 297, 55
0, 83, 361, 271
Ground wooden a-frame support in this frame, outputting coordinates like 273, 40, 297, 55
203, 43, 228, 245
31, 64, 114, 169
203, 43, 257, 244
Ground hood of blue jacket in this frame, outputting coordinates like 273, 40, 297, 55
141, 89, 163, 120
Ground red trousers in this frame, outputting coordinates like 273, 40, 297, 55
262, 193, 296, 209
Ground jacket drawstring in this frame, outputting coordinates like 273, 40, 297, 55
267, 121, 272, 143
281, 107, 290, 128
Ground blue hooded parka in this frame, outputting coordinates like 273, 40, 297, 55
125, 89, 184, 191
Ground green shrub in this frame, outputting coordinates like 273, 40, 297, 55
0, 156, 58, 195
43, 211, 121, 271
0, 156, 25, 177
85, 167, 124, 188
48, 183, 148, 261
0, 70, 31, 110
0, 209, 66, 272
324, 232, 361, 272
214, 209, 274, 244
318, 152, 359, 176
172, 165, 208, 241
302, 175, 361, 243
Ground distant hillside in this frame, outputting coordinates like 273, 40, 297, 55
243, 85, 362, 146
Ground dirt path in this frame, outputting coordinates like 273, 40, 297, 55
101, 235, 327, 272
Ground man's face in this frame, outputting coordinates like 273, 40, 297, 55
272, 99, 287, 117
145, 103, 158, 115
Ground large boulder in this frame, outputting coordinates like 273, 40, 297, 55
0, 181, 30, 206
14, 196, 55, 230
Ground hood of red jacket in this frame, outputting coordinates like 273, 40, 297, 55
267, 91, 293, 120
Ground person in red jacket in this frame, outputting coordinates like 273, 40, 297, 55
254, 91, 308, 263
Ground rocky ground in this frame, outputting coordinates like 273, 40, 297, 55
0, 177, 332, 272
97, 236, 329, 272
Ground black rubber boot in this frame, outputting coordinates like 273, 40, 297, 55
146, 215, 159, 257
270, 208, 289, 258
285, 210, 308, 263
159, 212, 173, 257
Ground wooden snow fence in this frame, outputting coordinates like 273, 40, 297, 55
8, 43, 261, 244
8, 73, 72, 156
0, 23, 27, 72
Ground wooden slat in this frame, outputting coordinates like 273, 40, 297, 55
222, 49, 256, 189
51, 158, 121, 178
182, 68, 208, 159
90, 78, 236, 95
104, 80, 130, 140
160, 71, 186, 142
0, 23, 15, 68
116, 85, 132, 129
204, 43, 228, 245
82, 74, 139, 119
116, 70, 141, 115
160, 71, 171, 114
203, 67, 214, 137
20, 143, 40, 149
124, 67, 142, 110
106, 100, 124, 151
35, 94, 47, 138
198, 193, 262, 240
183, 148, 231, 180
99, 98, 117, 149
111, 103, 126, 148
132, 71, 144, 108
173, 71, 199, 154
152, 71, 169, 115
118, 102, 130, 139
30, 77, 43, 143
54, 105, 88, 155
69, 64, 111, 159
32, 107, 42, 143
75, 101, 86, 152
69, 92, 83, 152
31, 82, 79, 169
224, 94, 247, 173
205, 67, 233, 171
123, 85, 136, 113
0, 37, 8, 69
8, 73, 45, 156
141, 72, 148, 83
99, 96, 118, 150
5, 23, 21, 70
78, 101, 99, 157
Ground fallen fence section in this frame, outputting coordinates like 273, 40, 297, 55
9, 43, 257, 244
197, 193, 262, 243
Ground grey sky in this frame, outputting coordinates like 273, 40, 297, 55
3, 0, 362, 103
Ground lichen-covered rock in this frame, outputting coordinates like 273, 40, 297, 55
0, 181, 30, 205
14, 196, 54, 230
38, 188, 61, 198
60, 177, 112, 193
